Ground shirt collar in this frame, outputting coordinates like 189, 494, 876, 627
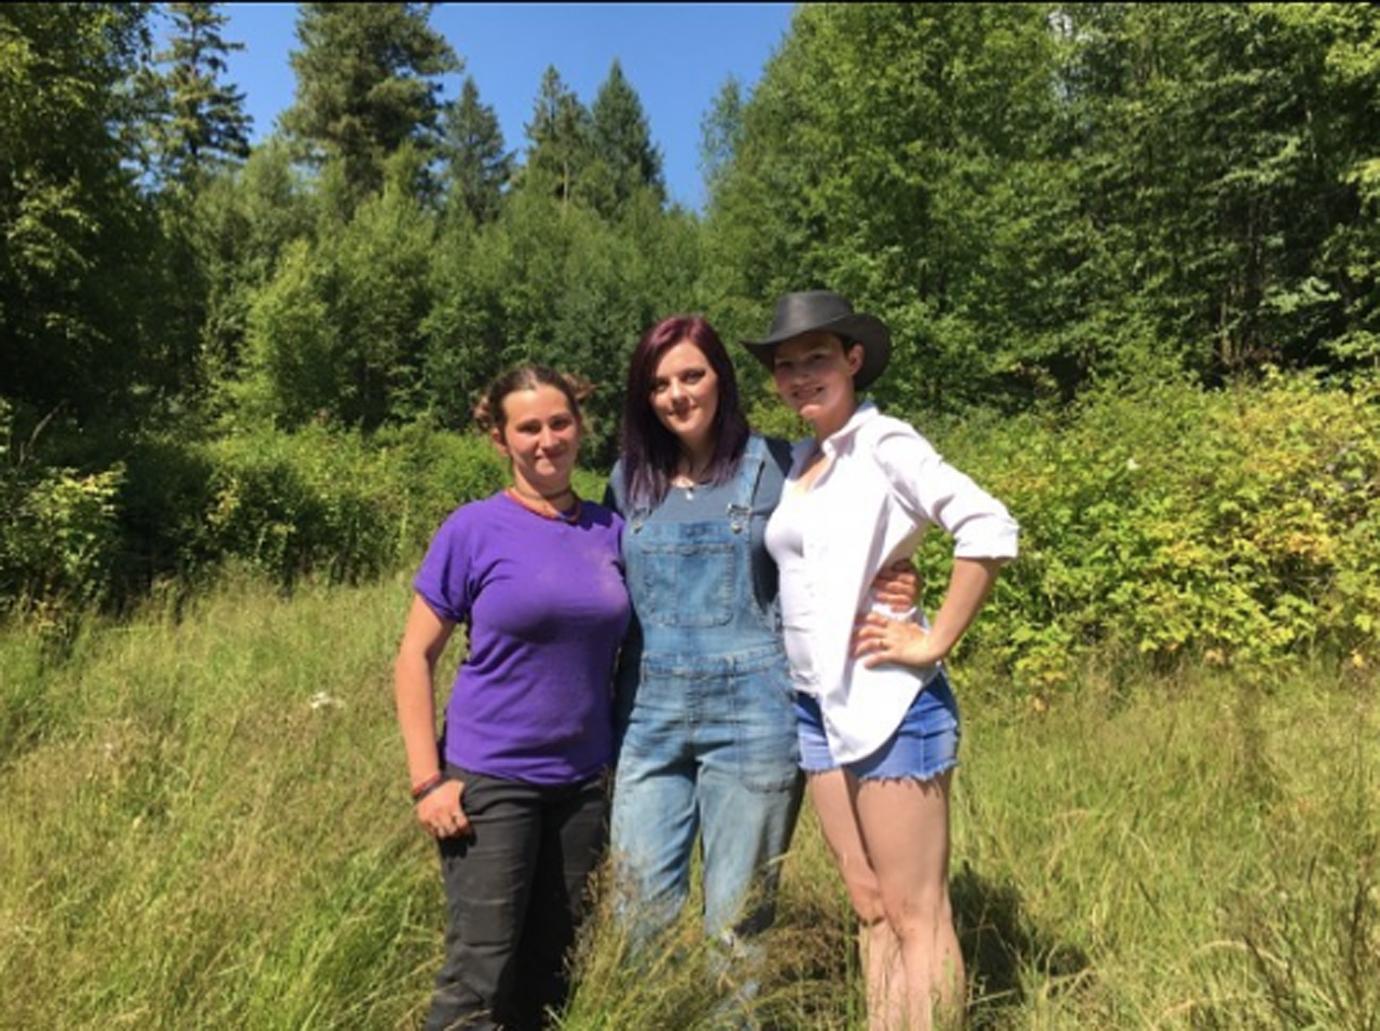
819, 401, 879, 457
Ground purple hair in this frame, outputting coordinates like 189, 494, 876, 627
622, 315, 750, 509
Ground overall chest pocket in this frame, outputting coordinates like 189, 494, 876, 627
632, 522, 737, 628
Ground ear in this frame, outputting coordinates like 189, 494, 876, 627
489, 426, 509, 457
845, 343, 865, 376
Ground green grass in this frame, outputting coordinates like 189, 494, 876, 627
2, 576, 1376, 1028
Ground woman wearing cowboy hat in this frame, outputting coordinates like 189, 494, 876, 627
747, 290, 1019, 1030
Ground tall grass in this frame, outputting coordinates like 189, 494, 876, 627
0, 573, 439, 1028
2, 576, 1375, 1028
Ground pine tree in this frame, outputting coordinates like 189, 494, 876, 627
699, 75, 742, 198
151, 2, 252, 190
589, 59, 664, 212
441, 76, 512, 224
523, 66, 591, 208
281, 2, 460, 199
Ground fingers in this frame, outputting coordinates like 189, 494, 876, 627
415, 780, 472, 838
451, 781, 470, 837
852, 613, 889, 642
854, 629, 886, 651
874, 560, 922, 613
429, 811, 468, 839
450, 802, 471, 839
858, 627, 897, 666
852, 617, 894, 660
431, 802, 462, 838
871, 563, 915, 611
852, 616, 936, 668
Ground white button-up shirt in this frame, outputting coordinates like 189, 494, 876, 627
768, 402, 1019, 764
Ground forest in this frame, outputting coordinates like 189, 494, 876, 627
2, 4, 1379, 1026
4, 3, 1379, 679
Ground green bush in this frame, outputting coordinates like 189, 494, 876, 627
10, 373, 1380, 683
112, 422, 508, 596
199, 426, 400, 585
372, 421, 509, 560
913, 371, 1380, 689
0, 401, 123, 625
118, 435, 219, 591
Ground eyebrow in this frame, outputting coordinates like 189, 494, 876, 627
653, 366, 704, 383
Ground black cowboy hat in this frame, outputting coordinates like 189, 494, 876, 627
742, 290, 892, 390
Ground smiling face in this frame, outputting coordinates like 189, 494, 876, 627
649, 339, 720, 456
771, 331, 863, 437
491, 385, 581, 496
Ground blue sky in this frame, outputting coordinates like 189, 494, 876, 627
196, 3, 795, 211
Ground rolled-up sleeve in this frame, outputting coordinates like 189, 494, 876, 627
412, 510, 475, 624
873, 428, 1019, 560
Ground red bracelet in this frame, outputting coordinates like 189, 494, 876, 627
411, 772, 444, 800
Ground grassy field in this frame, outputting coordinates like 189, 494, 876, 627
1, 574, 1376, 1028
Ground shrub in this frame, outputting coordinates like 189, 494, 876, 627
112, 422, 509, 596
199, 423, 510, 585
9, 372, 1379, 678
912, 371, 1380, 689
372, 420, 509, 560
199, 426, 397, 585
0, 401, 123, 626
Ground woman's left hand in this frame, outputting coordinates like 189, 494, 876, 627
853, 611, 947, 669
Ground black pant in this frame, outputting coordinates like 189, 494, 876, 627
425, 766, 608, 1031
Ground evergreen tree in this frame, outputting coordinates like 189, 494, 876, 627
281, 2, 459, 200
522, 66, 591, 208
588, 59, 664, 213
441, 76, 512, 224
151, 2, 252, 190
699, 75, 742, 197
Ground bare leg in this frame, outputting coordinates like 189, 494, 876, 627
854, 771, 962, 1030
807, 770, 906, 1030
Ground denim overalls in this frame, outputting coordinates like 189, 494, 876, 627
610, 435, 801, 944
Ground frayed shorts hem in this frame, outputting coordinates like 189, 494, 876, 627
805, 757, 960, 785
795, 674, 960, 782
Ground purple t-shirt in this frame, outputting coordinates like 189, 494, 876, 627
413, 491, 630, 785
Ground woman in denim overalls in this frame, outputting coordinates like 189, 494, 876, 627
605, 315, 915, 981
606, 315, 797, 958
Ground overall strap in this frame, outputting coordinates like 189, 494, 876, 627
727, 435, 766, 533
619, 464, 651, 533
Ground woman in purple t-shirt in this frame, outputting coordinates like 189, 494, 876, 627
394, 365, 630, 1031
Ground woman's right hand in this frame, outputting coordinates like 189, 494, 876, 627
871, 558, 921, 613
415, 778, 471, 839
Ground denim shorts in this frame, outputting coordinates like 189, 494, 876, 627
795, 672, 960, 781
